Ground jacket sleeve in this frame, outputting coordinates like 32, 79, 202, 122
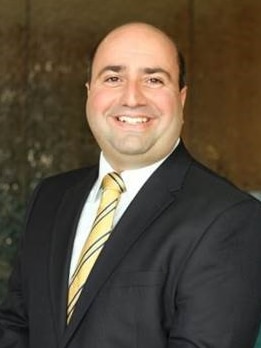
168, 198, 261, 348
0, 182, 43, 347
0, 255, 29, 347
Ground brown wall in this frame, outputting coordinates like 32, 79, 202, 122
185, 0, 261, 190
1, 0, 261, 198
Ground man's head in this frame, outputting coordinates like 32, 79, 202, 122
86, 22, 187, 171
87, 30, 186, 91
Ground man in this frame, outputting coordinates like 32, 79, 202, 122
0, 22, 261, 348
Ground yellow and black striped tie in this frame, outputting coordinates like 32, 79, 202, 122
67, 172, 125, 323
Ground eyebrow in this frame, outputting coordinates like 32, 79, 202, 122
143, 67, 172, 80
97, 65, 125, 78
96, 65, 172, 80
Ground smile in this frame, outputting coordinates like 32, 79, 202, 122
117, 116, 149, 124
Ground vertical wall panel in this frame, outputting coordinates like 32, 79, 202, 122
0, 0, 28, 295
186, 0, 261, 189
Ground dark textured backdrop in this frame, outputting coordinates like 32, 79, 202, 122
0, 0, 261, 345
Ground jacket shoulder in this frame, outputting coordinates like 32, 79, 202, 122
41, 165, 97, 190
26, 166, 98, 211
187, 158, 259, 207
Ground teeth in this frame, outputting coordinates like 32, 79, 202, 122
118, 116, 149, 124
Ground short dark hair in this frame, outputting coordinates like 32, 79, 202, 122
86, 25, 186, 90
177, 50, 186, 90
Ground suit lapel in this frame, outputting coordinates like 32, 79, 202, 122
48, 167, 98, 339
61, 142, 192, 346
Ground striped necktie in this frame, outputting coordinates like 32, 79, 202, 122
67, 172, 125, 323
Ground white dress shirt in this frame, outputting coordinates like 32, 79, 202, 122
69, 140, 180, 280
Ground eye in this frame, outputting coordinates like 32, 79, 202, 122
146, 77, 164, 86
104, 75, 121, 84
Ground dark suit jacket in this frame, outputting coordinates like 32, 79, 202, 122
1, 142, 261, 348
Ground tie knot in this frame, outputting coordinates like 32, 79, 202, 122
102, 172, 125, 193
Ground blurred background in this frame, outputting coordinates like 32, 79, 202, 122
1, 0, 261, 345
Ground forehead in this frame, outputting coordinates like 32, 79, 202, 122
92, 24, 179, 73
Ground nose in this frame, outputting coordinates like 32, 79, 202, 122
120, 80, 147, 107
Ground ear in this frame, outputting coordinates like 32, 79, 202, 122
180, 86, 187, 108
85, 82, 90, 94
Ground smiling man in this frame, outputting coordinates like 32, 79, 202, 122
86, 23, 186, 171
0, 22, 261, 348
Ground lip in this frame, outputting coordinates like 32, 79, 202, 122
109, 114, 154, 130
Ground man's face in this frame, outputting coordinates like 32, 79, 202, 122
86, 23, 187, 171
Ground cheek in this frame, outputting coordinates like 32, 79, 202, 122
152, 93, 177, 115
86, 91, 115, 133
153, 94, 184, 131
87, 89, 115, 115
